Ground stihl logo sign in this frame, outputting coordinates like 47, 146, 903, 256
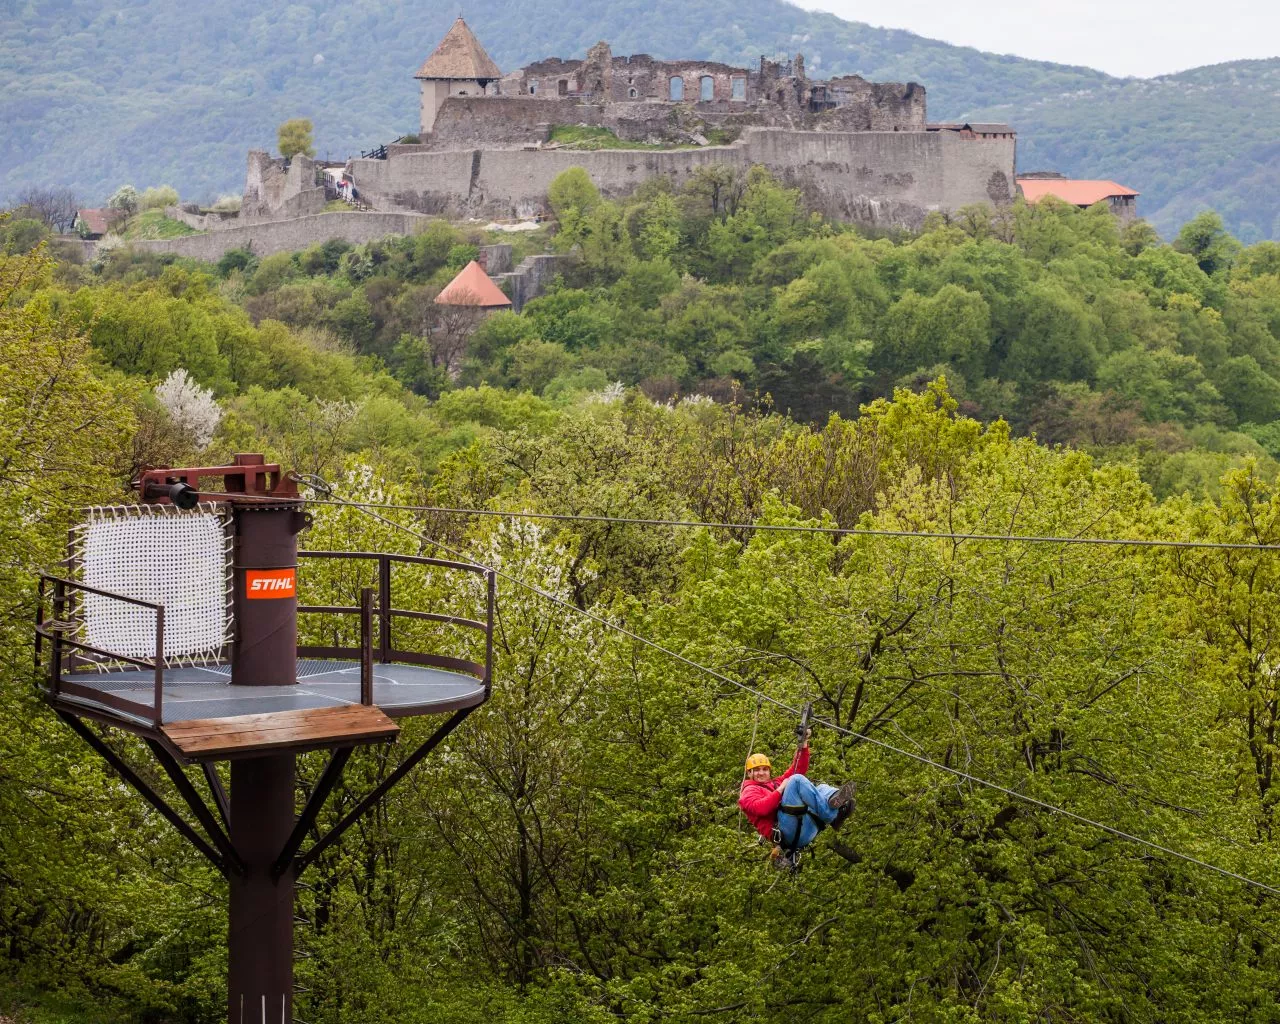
245, 568, 296, 599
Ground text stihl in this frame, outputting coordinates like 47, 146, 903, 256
245, 569, 296, 599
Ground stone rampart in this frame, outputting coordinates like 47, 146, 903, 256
429, 88, 924, 150
496, 254, 561, 312
429, 97, 582, 148
352, 128, 1015, 230
121, 211, 428, 263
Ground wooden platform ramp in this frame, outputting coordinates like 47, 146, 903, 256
163, 705, 399, 761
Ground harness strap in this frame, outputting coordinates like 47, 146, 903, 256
775, 802, 827, 854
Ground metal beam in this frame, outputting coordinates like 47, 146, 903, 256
271, 746, 352, 879
202, 762, 231, 833
147, 740, 245, 876
294, 707, 473, 875
57, 712, 225, 874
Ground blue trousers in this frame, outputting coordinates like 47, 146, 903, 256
774, 774, 840, 851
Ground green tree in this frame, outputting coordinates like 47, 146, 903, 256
875, 284, 991, 378
277, 117, 316, 160
1175, 211, 1242, 278
547, 167, 600, 220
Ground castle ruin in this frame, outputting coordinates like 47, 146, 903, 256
413, 21, 927, 147
231, 20, 1017, 236
352, 19, 1016, 229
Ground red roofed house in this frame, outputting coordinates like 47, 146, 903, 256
73, 208, 118, 239
436, 260, 513, 309
1017, 173, 1139, 222
430, 259, 512, 377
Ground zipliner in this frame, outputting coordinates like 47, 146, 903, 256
738, 728, 856, 868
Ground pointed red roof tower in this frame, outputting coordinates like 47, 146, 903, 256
415, 18, 502, 136
415, 18, 502, 81
436, 260, 513, 308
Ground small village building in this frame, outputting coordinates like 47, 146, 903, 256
1017, 174, 1139, 222
415, 18, 503, 136
436, 260, 513, 310
73, 208, 115, 239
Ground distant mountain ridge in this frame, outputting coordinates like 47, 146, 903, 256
2, 0, 1275, 240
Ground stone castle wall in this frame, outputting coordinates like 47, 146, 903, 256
351, 128, 1015, 230
122, 211, 428, 262
427, 87, 925, 151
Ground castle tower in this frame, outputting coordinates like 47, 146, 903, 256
414, 18, 502, 136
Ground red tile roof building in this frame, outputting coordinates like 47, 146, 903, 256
73, 208, 115, 238
1017, 176, 1139, 221
436, 260, 513, 308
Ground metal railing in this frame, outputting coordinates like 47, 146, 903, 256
35, 552, 495, 725
296, 551, 496, 705
36, 575, 165, 727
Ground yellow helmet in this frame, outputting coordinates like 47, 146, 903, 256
745, 753, 772, 772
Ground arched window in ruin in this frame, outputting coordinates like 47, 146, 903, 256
529, 81, 538, 95
558, 79, 568, 96
731, 76, 746, 101
700, 76, 714, 102
628, 87, 638, 98
669, 76, 683, 101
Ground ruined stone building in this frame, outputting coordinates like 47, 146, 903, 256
413, 19, 926, 145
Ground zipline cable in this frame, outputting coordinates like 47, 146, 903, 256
302, 479, 1280, 899
301, 498, 1280, 554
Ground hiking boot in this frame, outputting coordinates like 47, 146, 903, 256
828, 780, 858, 811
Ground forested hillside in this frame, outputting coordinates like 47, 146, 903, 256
4, 0, 1277, 239
7, 182, 1280, 1020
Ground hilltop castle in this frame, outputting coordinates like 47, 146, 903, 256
346, 20, 1017, 228
237, 20, 1017, 233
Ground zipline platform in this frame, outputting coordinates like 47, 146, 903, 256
50, 659, 487, 760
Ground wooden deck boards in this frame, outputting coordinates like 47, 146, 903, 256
163, 705, 400, 760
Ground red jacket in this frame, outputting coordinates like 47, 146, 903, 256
738, 746, 809, 839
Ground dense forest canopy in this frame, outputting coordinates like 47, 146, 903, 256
6, 187, 1280, 1020
3, 0, 1278, 239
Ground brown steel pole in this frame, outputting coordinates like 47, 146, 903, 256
227, 497, 307, 1024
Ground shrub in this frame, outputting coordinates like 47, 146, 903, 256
140, 185, 180, 210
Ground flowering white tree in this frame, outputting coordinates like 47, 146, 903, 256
154, 369, 222, 448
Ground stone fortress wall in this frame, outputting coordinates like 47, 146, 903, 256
351, 128, 1015, 230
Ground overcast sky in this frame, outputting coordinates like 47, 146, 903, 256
796, 0, 1280, 78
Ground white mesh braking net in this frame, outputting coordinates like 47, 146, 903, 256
78, 507, 231, 663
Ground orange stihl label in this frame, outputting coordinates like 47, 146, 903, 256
245, 568, 296, 599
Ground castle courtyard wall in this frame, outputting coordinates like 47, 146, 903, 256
120, 211, 428, 262
353, 128, 1015, 229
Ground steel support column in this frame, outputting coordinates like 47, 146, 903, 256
226, 490, 308, 1024
228, 754, 295, 1024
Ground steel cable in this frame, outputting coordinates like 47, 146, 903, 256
304, 480, 1280, 898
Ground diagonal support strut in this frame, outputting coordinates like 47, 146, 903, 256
293, 707, 473, 876
271, 746, 353, 880
57, 712, 226, 874
202, 761, 231, 832
147, 740, 245, 876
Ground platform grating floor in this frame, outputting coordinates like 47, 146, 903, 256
56, 659, 484, 725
